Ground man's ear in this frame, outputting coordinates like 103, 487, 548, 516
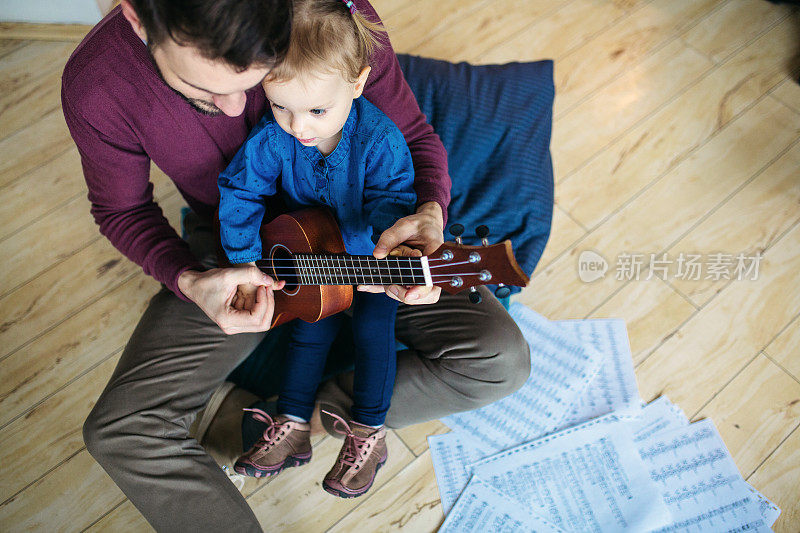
120, 0, 148, 43
353, 66, 371, 99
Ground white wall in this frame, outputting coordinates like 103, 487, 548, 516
0, 0, 104, 24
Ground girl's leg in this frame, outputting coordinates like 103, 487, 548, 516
278, 314, 344, 421
349, 292, 399, 426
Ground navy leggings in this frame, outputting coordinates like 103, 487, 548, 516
277, 292, 398, 426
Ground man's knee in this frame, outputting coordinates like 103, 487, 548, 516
452, 322, 530, 409
83, 400, 113, 463
485, 323, 530, 397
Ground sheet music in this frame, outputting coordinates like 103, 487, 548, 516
632, 396, 689, 443
428, 432, 488, 514
638, 419, 771, 532
555, 318, 641, 427
439, 476, 565, 533
746, 484, 781, 527
471, 416, 672, 532
441, 303, 603, 452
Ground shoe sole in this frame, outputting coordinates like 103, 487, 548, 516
321, 457, 386, 498
234, 453, 311, 478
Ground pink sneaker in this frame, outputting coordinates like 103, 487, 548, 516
322, 411, 387, 498
234, 409, 312, 478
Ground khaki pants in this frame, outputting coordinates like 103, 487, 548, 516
83, 217, 530, 532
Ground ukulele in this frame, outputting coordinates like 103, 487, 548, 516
219, 207, 529, 328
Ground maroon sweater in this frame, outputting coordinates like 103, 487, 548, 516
61, 3, 450, 299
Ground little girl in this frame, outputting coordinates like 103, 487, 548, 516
217, 0, 416, 498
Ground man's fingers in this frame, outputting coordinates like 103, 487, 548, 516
356, 284, 385, 293
373, 219, 414, 258
226, 265, 273, 287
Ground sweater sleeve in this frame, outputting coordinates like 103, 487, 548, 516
61, 84, 204, 301
363, 125, 418, 238
357, 0, 451, 225
217, 122, 280, 264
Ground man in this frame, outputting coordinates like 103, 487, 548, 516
62, 0, 530, 530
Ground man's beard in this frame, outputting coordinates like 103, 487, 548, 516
147, 44, 223, 116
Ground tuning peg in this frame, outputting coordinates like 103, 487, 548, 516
468, 286, 482, 304
494, 284, 511, 299
449, 223, 464, 245
476, 225, 490, 246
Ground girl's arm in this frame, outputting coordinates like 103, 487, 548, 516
218, 124, 281, 264
363, 126, 417, 239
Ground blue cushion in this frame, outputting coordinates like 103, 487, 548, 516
396, 54, 555, 294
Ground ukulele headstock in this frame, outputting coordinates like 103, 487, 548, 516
428, 224, 529, 302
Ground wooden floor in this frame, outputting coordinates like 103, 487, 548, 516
1, 0, 798, 531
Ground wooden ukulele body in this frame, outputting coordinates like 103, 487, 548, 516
256, 208, 353, 328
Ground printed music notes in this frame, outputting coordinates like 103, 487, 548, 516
428, 303, 781, 532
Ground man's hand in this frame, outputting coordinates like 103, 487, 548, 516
178, 266, 285, 334
358, 201, 444, 305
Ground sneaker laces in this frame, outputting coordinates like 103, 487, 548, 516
243, 408, 287, 450
323, 410, 373, 469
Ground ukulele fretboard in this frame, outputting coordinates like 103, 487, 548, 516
291, 254, 429, 286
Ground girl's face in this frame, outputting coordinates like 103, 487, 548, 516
263, 67, 370, 155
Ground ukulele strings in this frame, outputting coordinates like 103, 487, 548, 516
255, 258, 474, 269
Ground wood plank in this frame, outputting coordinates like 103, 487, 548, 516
0, 191, 185, 359
394, 419, 449, 456
0, 194, 100, 290
764, 315, 800, 381
247, 431, 415, 532
747, 427, 800, 533
477, 0, 631, 64
370, 0, 424, 20
533, 205, 586, 275
668, 140, 800, 306
696, 354, 800, 477
87, 500, 153, 532
409, 0, 568, 63
552, 39, 714, 179
0, 22, 92, 42
591, 278, 696, 365
517, 96, 800, 319
0, 174, 178, 296
0, 148, 83, 240
329, 450, 442, 532
0, 39, 29, 59
770, 77, 800, 114
636, 221, 800, 416
0, 66, 62, 139
0, 450, 125, 532
374, 0, 488, 54
0, 40, 74, 96
681, 0, 791, 63
0, 272, 157, 427
0, 356, 116, 502
0, 107, 73, 188
557, 17, 799, 228
552, 0, 724, 114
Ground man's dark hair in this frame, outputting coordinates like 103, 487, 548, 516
130, 0, 292, 70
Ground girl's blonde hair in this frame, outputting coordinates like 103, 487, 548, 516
266, 0, 386, 83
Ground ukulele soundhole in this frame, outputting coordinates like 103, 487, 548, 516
269, 244, 300, 296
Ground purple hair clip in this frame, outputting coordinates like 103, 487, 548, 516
341, 0, 357, 14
